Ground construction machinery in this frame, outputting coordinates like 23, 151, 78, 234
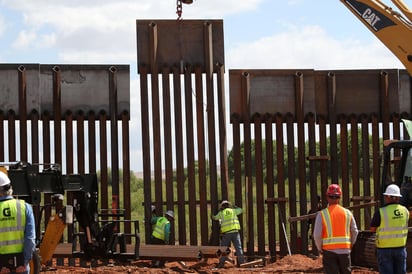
2, 161, 140, 273
339, 0, 412, 269
288, 138, 412, 270
350, 139, 412, 269
340, 0, 412, 75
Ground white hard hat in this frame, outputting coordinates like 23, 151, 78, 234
219, 200, 231, 208
165, 210, 174, 219
0, 171, 10, 187
383, 184, 402, 197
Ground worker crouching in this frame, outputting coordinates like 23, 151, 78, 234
150, 210, 174, 268
212, 200, 245, 268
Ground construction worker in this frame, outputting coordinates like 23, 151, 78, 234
370, 184, 409, 274
212, 200, 245, 268
150, 210, 174, 267
313, 184, 358, 274
0, 170, 36, 274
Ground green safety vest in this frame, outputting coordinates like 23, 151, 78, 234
219, 208, 241, 233
0, 199, 26, 254
376, 204, 409, 248
152, 217, 169, 241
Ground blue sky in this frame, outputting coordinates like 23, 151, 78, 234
0, 0, 407, 171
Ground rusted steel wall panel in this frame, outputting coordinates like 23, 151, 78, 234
253, 114, 265, 256
18, 66, 28, 161
231, 114, 243, 250
136, 20, 224, 74
0, 64, 129, 118
0, 64, 130, 266
264, 115, 276, 260
121, 111, 131, 236
307, 113, 317, 254
361, 115, 372, 228
229, 68, 412, 256
350, 116, 360, 222
137, 19, 227, 248
230, 70, 316, 122
231, 69, 410, 122
65, 112, 74, 245
99, 113, 109, 212
194, 66, 208, 246
172, 66, 184, 246
276, 115, 287, 257
184, 66, 196, 245
8, 112, 16, 161
285, 114, 296, 258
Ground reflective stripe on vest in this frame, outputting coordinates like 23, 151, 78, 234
219, 208, 240, 233
320, 204, 352, 250
152, 217, 169, 241
376, 204, 409, 248
0, 199, 26, 254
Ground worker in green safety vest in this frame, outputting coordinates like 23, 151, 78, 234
212, 200, 245, 268
150, 210, 174, 268
0, 170, 36, 274
370, 184, 409, 274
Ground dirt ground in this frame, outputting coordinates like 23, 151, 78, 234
42, 254, 383, 273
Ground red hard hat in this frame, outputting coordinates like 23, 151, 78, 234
326, 184, 342, 196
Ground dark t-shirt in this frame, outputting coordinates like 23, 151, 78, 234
370, 202, 397, 228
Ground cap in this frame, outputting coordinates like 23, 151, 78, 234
165, 210, 174, 219
383, 184, 402, 197
326, 184, 342, 197
0, 171, 11, 187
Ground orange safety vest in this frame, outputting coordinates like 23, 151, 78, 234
320, 204, 352, 250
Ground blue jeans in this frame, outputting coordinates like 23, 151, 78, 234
376, 247, 407, 274
219, 231, 245, 266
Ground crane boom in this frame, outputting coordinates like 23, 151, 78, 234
340, 0, 412, 76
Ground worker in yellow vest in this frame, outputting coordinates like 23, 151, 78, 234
313, 184, 358, 274
150, 210, 174, 268
0, 170, 36, 274
370, 184, 409, 274
212, 200, 245, 268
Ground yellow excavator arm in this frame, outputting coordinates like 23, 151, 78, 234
340, 0, 412, 76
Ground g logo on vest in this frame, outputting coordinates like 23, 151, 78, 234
3, 207, 10, 217
394, 208, 403, 218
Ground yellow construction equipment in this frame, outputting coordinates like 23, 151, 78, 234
340, 0, 412, 76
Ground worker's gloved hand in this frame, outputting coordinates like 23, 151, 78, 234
0, 267, 11, 274
15, 266, 26, 273
151, 205, 156, 213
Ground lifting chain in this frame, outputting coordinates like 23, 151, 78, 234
176, 0, 183, 20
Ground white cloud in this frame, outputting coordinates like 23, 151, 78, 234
12, 30, 36, 49
39, 33, 57, 48
227, 25, 404, 71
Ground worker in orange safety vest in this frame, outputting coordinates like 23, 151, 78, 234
313, 184, 358, 274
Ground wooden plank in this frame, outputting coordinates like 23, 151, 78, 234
52, 244, 225, 261
239, 258, 265, 268
288, 201, 377, 223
